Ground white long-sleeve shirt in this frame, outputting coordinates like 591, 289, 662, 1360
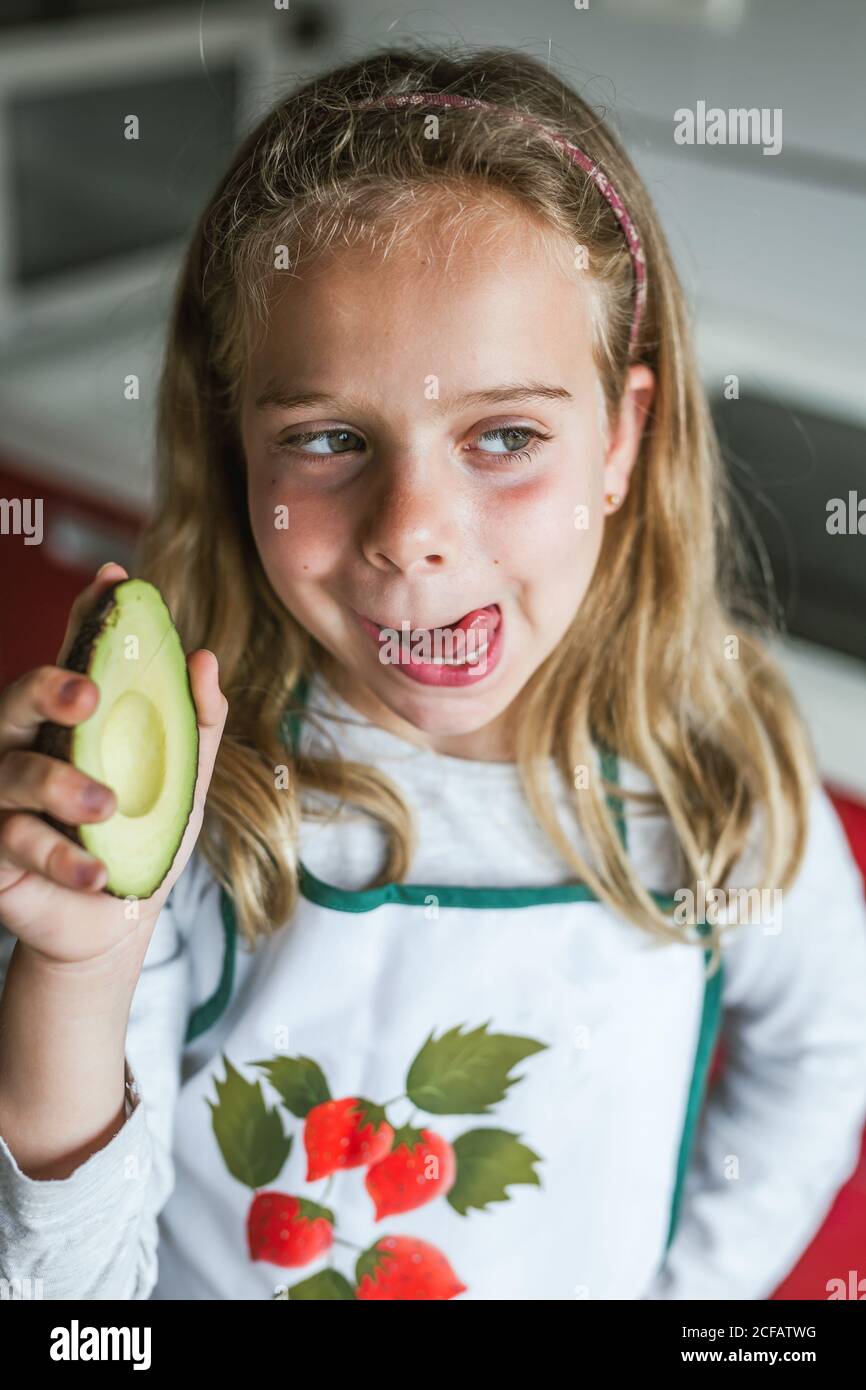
2, 668, 866, 1300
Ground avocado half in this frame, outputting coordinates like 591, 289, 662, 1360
35, 578, 199, 901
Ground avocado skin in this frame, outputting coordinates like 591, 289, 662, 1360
36, 579, 120, 758
33, 579, 198, 900
34, 581, 123, 859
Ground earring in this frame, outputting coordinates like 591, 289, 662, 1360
606, 492, 622, 508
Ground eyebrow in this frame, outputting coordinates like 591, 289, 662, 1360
254, 379, 573, 413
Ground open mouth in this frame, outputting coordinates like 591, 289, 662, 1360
354, 602, 503, 672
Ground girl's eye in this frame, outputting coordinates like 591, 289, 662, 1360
269, 424, 552, 465
271, 428, 363, 458
469, 426, 552, 464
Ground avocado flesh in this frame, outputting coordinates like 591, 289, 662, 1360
40, 579, 199, 900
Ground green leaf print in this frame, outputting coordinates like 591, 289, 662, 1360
389, 1122, 427, 1151
447, 1128, 543, 1215
295, 1197, 336, 1225
355, 1244, 389, 1286
350, 1098, 390, 1134
406, 1021, 548, 1114
249, 1055, 331, 1117
207, 1055, 293, 1189
282, 1269, 356, 1300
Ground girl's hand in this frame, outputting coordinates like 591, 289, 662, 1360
0, 563, 228, 969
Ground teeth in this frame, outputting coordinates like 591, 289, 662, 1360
427, 636, 490, 666
365, 604, 497, 667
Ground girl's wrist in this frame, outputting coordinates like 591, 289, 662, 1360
10, 934, 145, 1017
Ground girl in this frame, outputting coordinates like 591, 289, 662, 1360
2, 46, 866, 1302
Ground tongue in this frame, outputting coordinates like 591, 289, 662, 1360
432, 604, 500, 634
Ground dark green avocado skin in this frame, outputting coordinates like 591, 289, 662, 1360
33, 579, 198, 900
34, 581, 123, 854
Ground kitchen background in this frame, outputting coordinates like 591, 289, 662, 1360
0, 0, 864, 1300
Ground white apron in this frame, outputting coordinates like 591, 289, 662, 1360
152, 678, 721, 1301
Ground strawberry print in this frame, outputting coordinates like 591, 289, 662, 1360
355, 1236, 467, 1301
365, 1125, 456, 1219
247, 1192, 334, 1267
211, 1024, 548, 1298
304, 1097, 394, 1182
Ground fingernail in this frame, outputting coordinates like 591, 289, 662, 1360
59, 677, 86, 705
75, 860, 102, 888
96, 561, 116, 576
82, 783, 111, 811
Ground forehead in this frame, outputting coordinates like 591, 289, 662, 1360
243, 204, 596, 404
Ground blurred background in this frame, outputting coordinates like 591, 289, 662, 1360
0, 0, 864, 1299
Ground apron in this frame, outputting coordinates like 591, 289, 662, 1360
152, 677, 722, 1301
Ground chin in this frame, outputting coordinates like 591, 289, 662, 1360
377, 679, 509, 737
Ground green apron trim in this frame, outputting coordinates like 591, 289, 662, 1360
297, 864, 658, 911
666, 930, 723, 1252
185, 668, 724, 1267
184, 882, 237, 1044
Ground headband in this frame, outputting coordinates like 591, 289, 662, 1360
353, 90, 647, 357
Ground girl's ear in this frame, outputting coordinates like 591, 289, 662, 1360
602, 364, 656, 514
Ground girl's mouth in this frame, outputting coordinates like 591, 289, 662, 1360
352, 603, 505, 688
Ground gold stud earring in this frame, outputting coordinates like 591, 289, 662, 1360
606, 492, 622, 508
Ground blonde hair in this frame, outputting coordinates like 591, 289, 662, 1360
135, 45, 816, 971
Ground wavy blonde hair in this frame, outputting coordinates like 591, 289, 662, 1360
135, 45, 816, 971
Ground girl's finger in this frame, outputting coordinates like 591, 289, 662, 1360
0, 748, 116, 825
0, 809, 107, 892
185, 649, 228, 823
0, 666, 98, 759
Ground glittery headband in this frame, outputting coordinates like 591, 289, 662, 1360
353, 90, 648, 357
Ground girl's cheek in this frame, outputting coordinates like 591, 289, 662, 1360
484, 472, 599, 561
488, 473, 604, 633
250, 482, 348, 579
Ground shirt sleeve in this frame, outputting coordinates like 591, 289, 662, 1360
642, 780, 866, 1300
0, 886, 191, 1301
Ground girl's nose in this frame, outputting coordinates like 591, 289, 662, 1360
358, 461, 460, 574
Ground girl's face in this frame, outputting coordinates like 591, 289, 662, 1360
240, 208, 654, 760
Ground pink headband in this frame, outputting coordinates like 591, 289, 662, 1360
353, 90, 647, 357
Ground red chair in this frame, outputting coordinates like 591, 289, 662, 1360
769, 790, 866, 1299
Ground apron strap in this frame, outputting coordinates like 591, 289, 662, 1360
597, 741, 629, 854
279, 671, 311, 754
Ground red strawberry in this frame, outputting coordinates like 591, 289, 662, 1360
365, 1126, 456, 1219
247, 1192, 334, 1267
304, 1096, 394, 1182
356, 1236, 466, 1300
